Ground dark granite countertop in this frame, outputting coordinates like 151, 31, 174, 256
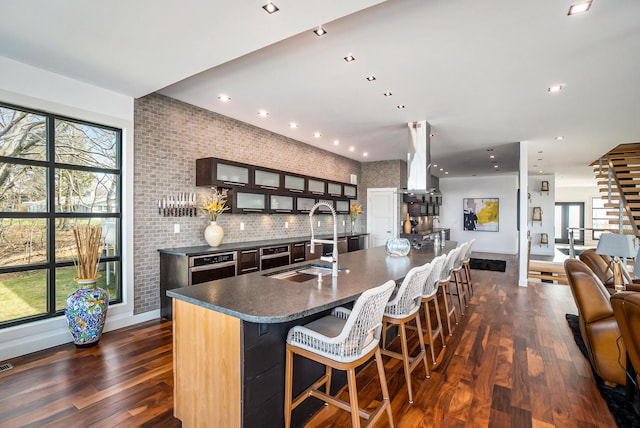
158, 233, 369, 256
167, 241, 457, 324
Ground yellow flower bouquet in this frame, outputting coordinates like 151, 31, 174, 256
350, 203, 362, 222
200, 188, 230, 222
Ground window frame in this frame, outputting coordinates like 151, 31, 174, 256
0, 101, 123, 328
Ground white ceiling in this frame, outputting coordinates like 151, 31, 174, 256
1, 0, 639, 186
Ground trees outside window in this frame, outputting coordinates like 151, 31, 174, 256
0, 103, 122, 326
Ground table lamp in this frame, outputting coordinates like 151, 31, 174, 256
596, 233, 637, 291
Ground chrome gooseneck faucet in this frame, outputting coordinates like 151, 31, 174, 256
309, 201, 338, 277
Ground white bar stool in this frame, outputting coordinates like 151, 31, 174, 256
284, 280, 396, 428
380, 264, 431, 404
439, 246, 461, 336
420, 253, 447, 365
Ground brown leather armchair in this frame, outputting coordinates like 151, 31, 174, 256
579, 248, 640, 293
611, 291, 640, 388
564, 259, 627, 386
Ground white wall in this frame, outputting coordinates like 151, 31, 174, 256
0, 57, 150, 361
528, 174, 555, 256
439, 174, 519, 254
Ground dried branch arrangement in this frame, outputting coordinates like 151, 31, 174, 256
73, 225, 103, 280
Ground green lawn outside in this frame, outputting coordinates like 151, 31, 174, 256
0, 264, 119, 323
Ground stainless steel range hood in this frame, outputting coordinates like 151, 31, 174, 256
407, 120, 440, 195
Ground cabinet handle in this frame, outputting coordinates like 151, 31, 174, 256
289, 189, 303, 193
223, 181, 245, 186
260, 186, 278, 190
243, 209, 263, 212
242, 250, 257, 254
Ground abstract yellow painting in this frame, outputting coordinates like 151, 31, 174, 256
463, 198, 499, 232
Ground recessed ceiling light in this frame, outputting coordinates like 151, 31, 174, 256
333, 140, 339, 145
349, 147, 355, 152
313, 27, 327, 36
568, 0, 592, 15
363, 152, 368, 157
445, 172, 449, 175
439, 168, 443, 171
494, 165, 499, 168
433, 164, 438, 167
397, 105, 405, 109
548, 84, 564, 93
384, 92, 392, 97
218, 95, 231, 102
489, 155, 495, 159
555, 136, 564, 140
262, 2, 279, 14
258, 110, 269, 117
366, 75, 376, 81
313, 132, 322, 138
289, 122, 298, 128
344, 55, 355, 62
539, 170, 543, 173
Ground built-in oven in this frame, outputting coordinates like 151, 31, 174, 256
189, 251, 237, 286
260, 244, 291, 271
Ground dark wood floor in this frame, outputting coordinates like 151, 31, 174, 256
0, 253, 617, 427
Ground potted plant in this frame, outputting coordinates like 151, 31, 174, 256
65, 225, 109, 347
201, 187, 230, 247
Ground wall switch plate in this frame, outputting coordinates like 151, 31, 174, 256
240, 222, 245, 231
285, 221, 288, 228
174, 224, 180, 233
342, 220, 345, 226
318, 221, 321, 227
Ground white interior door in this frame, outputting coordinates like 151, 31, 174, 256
367, 188, 398, 247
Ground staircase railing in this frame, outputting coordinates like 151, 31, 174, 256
600, 154, 640, 238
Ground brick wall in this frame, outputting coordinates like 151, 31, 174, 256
133, 93, 361, 314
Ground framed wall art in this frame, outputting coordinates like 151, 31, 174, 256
463, 198, 499, 232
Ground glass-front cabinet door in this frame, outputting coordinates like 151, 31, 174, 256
327, 182, 342, 197
283, 174, 306, 193
307, 178, 325, 196
196, 157, 250, 187
269, 195, 294, 213
216, 161, 250, 187
296, 197, 316, 213
232, 191, 266, 213
254, 168, 280, 191
317, 199, 334, 213
343, 184, 357, 199
335, 200, 349, 214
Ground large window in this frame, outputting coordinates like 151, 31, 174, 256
0, 103, 121, 327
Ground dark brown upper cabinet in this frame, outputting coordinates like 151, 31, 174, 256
335, 200, 350, 214
283, 173, 306, 194
327, 182, 343, 197
269, 194, 294, 214
307, 178, 326, 196
295, 196, 316, 214
196, 158, 250, 187
253, 167, 281, 191
343, 184, 357, 199
229, 190, 266, 213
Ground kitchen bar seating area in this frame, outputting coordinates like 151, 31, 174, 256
168, 239, 491, 427
0, 248, 620, 427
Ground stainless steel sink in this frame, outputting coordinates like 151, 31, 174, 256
265, 263, 347, 282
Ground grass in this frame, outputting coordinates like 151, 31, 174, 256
0, 264, 119, 323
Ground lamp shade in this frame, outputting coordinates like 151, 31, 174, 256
595, 233, 637, 259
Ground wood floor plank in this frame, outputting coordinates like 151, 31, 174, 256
0, 253, 621, 427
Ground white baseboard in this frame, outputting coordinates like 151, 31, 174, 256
0, 309, 161, 362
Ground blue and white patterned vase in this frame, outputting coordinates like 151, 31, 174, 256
65, 277, 109, 348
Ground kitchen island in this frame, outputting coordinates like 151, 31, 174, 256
168, 241, 457, 428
